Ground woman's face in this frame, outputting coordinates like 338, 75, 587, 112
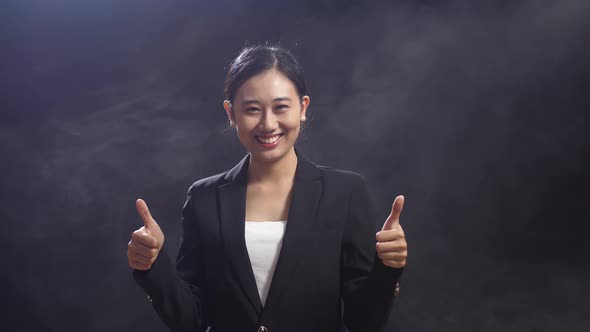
224, 68, 310, 164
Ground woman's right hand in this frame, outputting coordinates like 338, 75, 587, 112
127, 199, 165, 271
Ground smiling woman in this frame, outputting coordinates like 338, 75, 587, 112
223, 46, 310, 166
224, 69, 309, 165
128, 44, 408, 332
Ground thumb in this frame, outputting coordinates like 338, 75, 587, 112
382, 195, 405, 231
136, 198, 158, 231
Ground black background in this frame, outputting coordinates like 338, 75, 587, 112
2, 0, 589, 331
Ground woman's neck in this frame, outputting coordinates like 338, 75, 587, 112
247, 148, 298, 184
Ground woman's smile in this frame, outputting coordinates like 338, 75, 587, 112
255, 133, 283, 148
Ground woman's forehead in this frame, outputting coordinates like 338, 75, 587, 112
234, 69, 298, 102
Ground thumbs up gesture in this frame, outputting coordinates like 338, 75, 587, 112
376, 195, 408, 269
127, 199, 165, 271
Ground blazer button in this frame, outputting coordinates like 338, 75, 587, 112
257, 326, 268, 332
394, 281, 400, 297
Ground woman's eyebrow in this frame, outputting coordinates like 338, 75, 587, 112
273, 97, 292, 102
240, 99, 260, 106
240, 97, 291, 106
241, 99, 260, 106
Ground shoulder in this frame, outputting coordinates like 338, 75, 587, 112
315, 165, 373, 217
318, 164, 366, 183
316, 164, 367, 190
185, 171, 229, 195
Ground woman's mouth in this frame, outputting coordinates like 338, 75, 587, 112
255, 134, 283, 148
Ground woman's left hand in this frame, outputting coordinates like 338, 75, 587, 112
376, 195, 408, 269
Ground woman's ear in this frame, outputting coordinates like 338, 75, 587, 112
300, 95, 310, 121
223, 100, 235, 126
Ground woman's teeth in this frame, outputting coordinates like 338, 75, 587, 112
256, 135, 281, 144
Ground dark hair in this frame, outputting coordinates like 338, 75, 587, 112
224, 45, 308, 103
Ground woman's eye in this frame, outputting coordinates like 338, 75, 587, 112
276, 105, 289, 111
246, 107, 260, 112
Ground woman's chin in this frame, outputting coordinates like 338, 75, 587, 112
249, 145, 293, 164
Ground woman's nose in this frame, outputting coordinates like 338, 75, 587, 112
259, 110, 278, 130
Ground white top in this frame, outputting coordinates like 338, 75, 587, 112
244, 220, 287, 306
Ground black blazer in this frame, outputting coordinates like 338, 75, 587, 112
133, 151, 403, 332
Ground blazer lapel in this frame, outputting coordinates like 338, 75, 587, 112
261, 150, 323, 316
217, 150, 324, 319
217, 154, 264, 314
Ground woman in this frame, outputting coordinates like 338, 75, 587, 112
127, 45, 408, 332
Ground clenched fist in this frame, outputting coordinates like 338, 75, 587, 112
376, 195, 408, 269
127, 199, 165, 270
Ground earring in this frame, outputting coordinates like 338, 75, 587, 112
301, 116, 307, 122
229, 121, 235, 127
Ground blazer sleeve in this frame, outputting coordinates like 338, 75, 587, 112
132, 187, 208, 332
340, 175, 404, 332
